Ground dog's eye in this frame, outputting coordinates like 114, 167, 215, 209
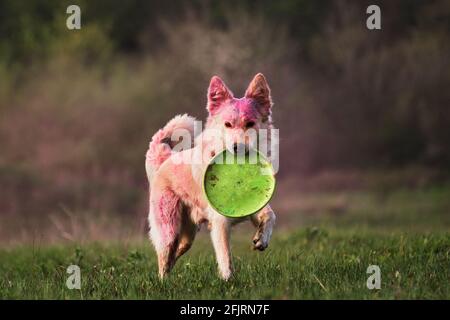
224, 122, 232, 128
245, 121, 255, 128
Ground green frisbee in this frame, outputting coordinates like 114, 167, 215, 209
203, 149, 276, 218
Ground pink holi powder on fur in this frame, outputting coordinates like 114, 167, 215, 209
147, 129, 172, 167
234, 98, 259, 118
155, 189, 180, 244
219, 98, 259, 125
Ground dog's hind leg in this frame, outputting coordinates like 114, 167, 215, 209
149, 188, 182, 279
251, 204, 276, 251
157, 238, 179, 279
175, 207, 197, 260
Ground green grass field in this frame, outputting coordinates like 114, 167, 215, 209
1, 186, 449, 299
0, 230, 449, 299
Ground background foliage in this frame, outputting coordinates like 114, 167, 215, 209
0, 0, 449, 243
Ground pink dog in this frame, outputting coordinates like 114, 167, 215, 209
145, 74, 277, 280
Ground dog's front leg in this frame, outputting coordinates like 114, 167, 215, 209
210, 215, 233, 280
251, 204, 276, 251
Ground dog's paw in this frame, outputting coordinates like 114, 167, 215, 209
252, 236, 268, 251
219, 268, 233, 281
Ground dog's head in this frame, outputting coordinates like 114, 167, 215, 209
205, 73, 273, 153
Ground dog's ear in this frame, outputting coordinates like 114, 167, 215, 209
207, 76, 233, 115
245, 73, 273, 118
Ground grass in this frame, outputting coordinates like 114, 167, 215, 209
0, 229, 449, 299
280, 185, 450, 232
0, 185, 449, 299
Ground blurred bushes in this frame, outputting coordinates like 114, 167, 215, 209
304, 1, 450, 168
0, 0, 449, 220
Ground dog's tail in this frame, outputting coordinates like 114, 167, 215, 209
145, 114, 196, 183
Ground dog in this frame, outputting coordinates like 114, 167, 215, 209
145, 73, 277, 280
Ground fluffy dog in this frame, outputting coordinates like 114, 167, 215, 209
145, 73, 277, 280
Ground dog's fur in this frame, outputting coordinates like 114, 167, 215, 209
145, 74, 277, 280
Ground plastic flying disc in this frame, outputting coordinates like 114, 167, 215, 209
203, 149, 276, 218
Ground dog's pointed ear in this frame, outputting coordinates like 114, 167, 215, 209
207, 76, 233, 115
245, 73, 273, 118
